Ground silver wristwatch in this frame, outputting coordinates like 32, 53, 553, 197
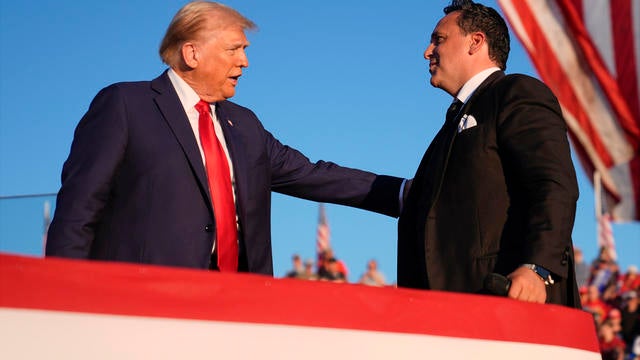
521, 263, 555, 286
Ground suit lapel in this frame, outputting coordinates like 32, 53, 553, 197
465, 71, 504, 109
420, 71, 505, 215
151, 72, 211, 208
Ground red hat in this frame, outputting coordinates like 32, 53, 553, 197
608, 308, 621, 320
579, 286, 588, 294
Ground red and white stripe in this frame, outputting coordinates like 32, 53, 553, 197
498, 0, 640, 222
0, 254, 601, 359
316, 203, 330, 254
598, 213, 618, 260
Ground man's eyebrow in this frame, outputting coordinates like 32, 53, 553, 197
228, 41, 250, 48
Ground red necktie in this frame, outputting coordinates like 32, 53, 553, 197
195, 100, 238, 272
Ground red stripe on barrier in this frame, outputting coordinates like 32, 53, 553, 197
0, 254, 599, 352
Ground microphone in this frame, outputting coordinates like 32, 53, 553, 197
483, 273, 511, 297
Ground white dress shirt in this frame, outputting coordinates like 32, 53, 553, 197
455, 67, 501, 104
167, 68, 238, 253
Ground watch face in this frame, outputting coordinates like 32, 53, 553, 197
536, 266, 550, 278
522, 264, 553, 284
535, 265, 554, 285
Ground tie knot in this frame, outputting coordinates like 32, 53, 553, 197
195, 100, 210, 115
448, 99, 463, 113
446, 99, 463, 122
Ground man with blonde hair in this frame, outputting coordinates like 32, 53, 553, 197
47, 1, 406, 274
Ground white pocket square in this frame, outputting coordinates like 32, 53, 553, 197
458, 114, 477, 133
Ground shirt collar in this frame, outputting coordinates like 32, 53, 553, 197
455, 67, 501, 104
167, 68, 214, 113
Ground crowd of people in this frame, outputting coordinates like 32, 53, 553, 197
285, 245, 640, 359
575, 246, 640, 360
283, 248, 387, 286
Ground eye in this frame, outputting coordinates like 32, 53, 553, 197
430, 34, 444, 46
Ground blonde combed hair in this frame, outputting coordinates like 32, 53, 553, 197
159, 1, 256, 67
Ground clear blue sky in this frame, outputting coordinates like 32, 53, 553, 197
0, 0, 637, 282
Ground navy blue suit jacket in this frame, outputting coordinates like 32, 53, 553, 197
47, 71, 403, 274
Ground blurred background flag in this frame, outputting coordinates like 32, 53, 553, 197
316, 203, 331, 256
498, 0, 640, 222
598, 212, 617, 261
595, 171, 618, 261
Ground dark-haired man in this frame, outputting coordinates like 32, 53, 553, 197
398, 0, 580, 307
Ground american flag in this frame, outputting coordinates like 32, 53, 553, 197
497, 0, 640, 222
597, 212, 618, 261
316, 203, 330, 255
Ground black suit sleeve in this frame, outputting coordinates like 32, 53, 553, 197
496, 75, 579, 278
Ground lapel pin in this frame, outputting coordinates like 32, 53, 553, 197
227, 119, 234, 127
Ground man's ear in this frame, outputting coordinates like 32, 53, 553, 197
181, 42, 198, 69
469, 32, 486, 54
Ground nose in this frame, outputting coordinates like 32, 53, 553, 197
239, 49, 249, 68
424, 43, 435, 60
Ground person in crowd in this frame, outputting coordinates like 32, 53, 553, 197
621, 290, 640, 347
594, 246, 616, 266
298, 259, 318, 281
358, 259, 387, 286
599, 319, 627, 360
397, 0, 580, 307
604, 283, 624, 310
574, 246, 591, 288
577, 247, 639, 358
584, 285, 610, 326
607, 308, 624, 335
318, 258, 346, 283
45, 1, 407, 274
630, 336, 640, 360
620, 266, 640, 293
317, 248, 349, 281
285, 254, 304, 278
592, 254, 619, 294
579, 285, 589, 307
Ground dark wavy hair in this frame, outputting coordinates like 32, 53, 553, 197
444, 0, 510, 70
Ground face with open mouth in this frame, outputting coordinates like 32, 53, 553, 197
193, 25, 250, 103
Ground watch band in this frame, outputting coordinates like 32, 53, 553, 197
521, 263, 555, 286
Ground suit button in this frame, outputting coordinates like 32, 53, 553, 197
205, 224, 214, 233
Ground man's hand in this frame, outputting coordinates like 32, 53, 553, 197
506, 266, 547, 303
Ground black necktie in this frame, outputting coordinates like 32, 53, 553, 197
446, 99, 463, 124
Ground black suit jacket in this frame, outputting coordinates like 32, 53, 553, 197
398, 71, 580, 307
46, 71, 403, 274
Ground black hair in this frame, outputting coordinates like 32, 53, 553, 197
444, 0, 510, 70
